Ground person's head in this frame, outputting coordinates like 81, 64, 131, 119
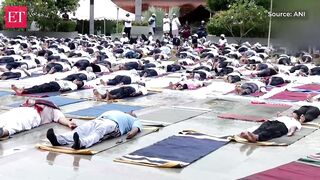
73, 79, 84, 89
173, 13, 176, 18
122, 32, 126, 37
148, 32, 153, 36
220, 34, 225, 40
165, 13, 168, 18
152, 13, 156, 18
234, 83, 242, 94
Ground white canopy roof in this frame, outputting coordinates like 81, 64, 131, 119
72, 0, 135, 21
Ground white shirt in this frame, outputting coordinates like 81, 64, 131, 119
163, 17, 171, 32
56, 80, 78, 91
219, 38, 227, 46
130, 84, 148, 95
124, 17, 132, 28
171, 17, 181, 30
149, 17, 156, 28
274, 116, 301, 130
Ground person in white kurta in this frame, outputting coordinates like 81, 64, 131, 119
163, 13, 171, 35
171, 13, 181, 37
0, 99, 76, 138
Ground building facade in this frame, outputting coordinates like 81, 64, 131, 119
112, 0, 206, 16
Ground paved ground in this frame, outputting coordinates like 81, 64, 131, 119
0, 84, 319, 180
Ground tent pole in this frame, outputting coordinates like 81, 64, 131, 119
104, 19, 106, 35
116, 7, 119, 34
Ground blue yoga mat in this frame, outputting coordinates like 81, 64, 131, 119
115, 131, 229, 168
0, 91, 12, 97
68, 104, 144, 118
9, 96, 85, 108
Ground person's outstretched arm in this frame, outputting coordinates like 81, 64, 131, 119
126, 127, 140, 139
287, 127, 297, 136
58, 118, 77, 129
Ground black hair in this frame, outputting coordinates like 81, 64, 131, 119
182, 84, 188, 90
76, 81, 85, 89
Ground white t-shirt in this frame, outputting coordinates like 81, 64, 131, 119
124, 17, 132, 28
56, 80, 78, 91
149, 17, 156, 28
171, 17, 181, 30
130, 84, 148, 95
274, 116, 301, 130
39, 105, 65, 125
219, 38, 227, 46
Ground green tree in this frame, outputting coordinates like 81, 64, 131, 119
207, 0, 270, 12
208, 0, 268, 40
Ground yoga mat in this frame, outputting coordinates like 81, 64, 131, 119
36, 127, 159, 155
229, 126, 317, 146
218, 113, 267, 122
8, 96, 85, 108
218, 104, 291, 122
225, 90, 266, 97
138, 108, 208, 126
299, 157, 320, 167
0, 91, 12, 97
294, 84, 320, 92
115, 130, 230, 168
241, 161, 320, 180
17, 91, 62, 98
66, 104, 144, 119
268, 90, 318, 102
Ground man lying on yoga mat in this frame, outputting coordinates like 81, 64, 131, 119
93, 84, 148, 100
239, 115, 301, 142
11, 79, 85, 95
292, 106, 320, 123
0, 99, 76, 138
234, 81, 267, 95
46, 110, 141, 149
168, 79, 209, 90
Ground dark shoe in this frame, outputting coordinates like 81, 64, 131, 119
71, 132, 82, 150
0, 127, 4, 137
46, 128, 61, 146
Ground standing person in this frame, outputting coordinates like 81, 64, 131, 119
124, 13, 132, 39
148, 14, 156, 34
197, 20, 207, 38
181, 21, 191, 40
163, 13, 171, 36
171, 13, 181, 38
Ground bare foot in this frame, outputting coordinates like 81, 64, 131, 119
100, 79, 106, 86
93, 89, 103, 100
240, 132, 250, 140
306, 94, 313, 102
11, 85, 24, 95
247, 132, 258, 142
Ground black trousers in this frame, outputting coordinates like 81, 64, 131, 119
6, 62, 28, 70
269, 77, 285, 86
253, 121, 288, 141
107, 75, 131, 85
193, 71, 207, 80
124, 27, 131, 39
63, 73, 87, 81
110, 86, 136, 99
1, 72, 21, 79
278, 58, 291, 65
310, 67, 320, 75
0, 57, 14, 64
139, 69, 158, 77
74, 60, 90, 71
45, 63, 63, 73
289, 65, 309, 74
257, 68, 277, 77
193, 66, 211, 72
167, 64, 181, 72
24, 82, 60, 94
228, 75, 241, 83
124, 62, 139, 70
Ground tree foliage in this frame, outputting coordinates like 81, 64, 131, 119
0, 0, 79, 31
207, 0, 270, 12
207, 0, 268, 39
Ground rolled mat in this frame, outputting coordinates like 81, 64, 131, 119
241, 161, 320, 180
114, 130, 229, 168
36, 127, 159, 155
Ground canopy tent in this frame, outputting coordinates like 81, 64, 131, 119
71, 0, 135, 21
